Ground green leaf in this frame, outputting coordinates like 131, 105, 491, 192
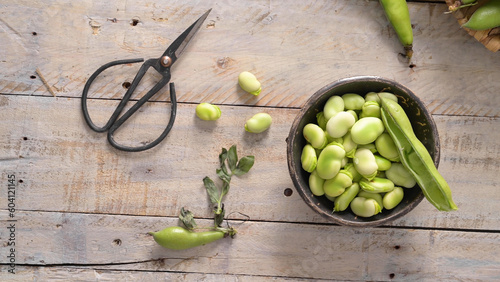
219, 148, 229, 176
227, 145, 238, 172
216, 168, 231, 184
214, 207, 225, 227
203, 176, 220, 205
220, 181, 230, 199
179, 207, 197, 230
233, 155, 255, 176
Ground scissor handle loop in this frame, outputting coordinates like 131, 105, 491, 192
81, 58, 144, 132
81, 58, 177, 152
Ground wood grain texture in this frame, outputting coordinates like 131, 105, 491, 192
0, 266, 304, 282
1, 0, 499, 117
1, 95, 499, 230
1, 0, 499, 280
1, 210, 499, 280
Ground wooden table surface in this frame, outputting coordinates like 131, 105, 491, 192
1, 0, 500, 281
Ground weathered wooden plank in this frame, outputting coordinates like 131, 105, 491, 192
1, 210, 499, 280
1, 95, 499, 230
1, 0, 499, 117
0, 266, 306, 282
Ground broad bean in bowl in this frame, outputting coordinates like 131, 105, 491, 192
286, 76, 440, 227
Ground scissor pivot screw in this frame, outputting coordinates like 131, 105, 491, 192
161, 56, 172, 67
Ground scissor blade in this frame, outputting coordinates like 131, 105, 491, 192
162, 9, 212, 62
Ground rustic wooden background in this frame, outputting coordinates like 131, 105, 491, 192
1, 0, 499, 280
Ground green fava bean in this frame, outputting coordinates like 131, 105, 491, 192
350, 117, 385, 145
350, 197, 382, 217
326, 111, 356, 138
323, 95, 345, 120
238, 71, 261, 95
374, 154, 392, 171
342, 132, 358, 158
334, 183, 360, 212
358, 143, 378, 154
245, 113, 272, 133
316, 112, 328, 130
462, 0, 500, 30
342, 93, 365, 110
301, 144, 317, 173
316, 144, 345, 179
196, 103, 221, 121
360, 177, 395, 193
380, 97, 457, 211
383, 187, 404, 210
357, 190, 384, 208
344, 163, 363, 182
309, 170, 325, 196
354, 148, 378, 180
150, 226, 225, 250
365, 92, 381, 104
360, 101, 381, 119
347, 110, 359, 122
385, 162, 416, 188
375, 132, 400, 162
303, 123, 328, 149
323, 170, 353, 197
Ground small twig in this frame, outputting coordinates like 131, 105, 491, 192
35, 68, 56, 97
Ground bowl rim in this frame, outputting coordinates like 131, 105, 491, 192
286, 75, 439, 227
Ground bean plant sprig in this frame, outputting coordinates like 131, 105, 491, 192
150, 145, 254, 250
204, 145, 254, 227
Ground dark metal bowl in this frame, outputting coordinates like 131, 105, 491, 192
287, 76, 440, 227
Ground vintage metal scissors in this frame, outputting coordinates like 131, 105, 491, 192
81, 9, 211, 152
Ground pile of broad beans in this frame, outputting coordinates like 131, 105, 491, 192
300, 92, 417, 218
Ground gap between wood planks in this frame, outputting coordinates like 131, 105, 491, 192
3, 208, 500, 235
2, 93, 498, 118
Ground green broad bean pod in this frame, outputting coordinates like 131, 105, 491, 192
196, 103, 221, 121
377, 92, 398, 103
350, 197, 382, 217
334, 183, 360, 212
238, 71, 261, 96
323, 95, 345, 120
462, 0, 500, 30
309, 170, 325, 196
150, 226, 225, 250
301, 144, 317, 173
350, 117, 385, 145
303, 123, 328, 149
324, 170, 353, 197
379, 0, 414, 59
380, 97, 458, 211
383, 186, 404, 210
245, 113, 272, 133
316, 143, 346, 180
385, 162, 416, 188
